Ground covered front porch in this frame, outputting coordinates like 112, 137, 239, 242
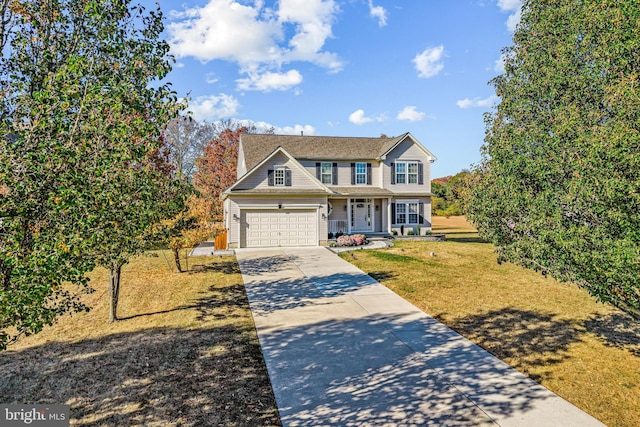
327, 197, 393, 236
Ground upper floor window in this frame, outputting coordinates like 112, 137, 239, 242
392, 161, 423, 185
355, 162, 367, 184
274, 167, 286, 186
268, 166, 291, 186
351, 162, 371, 185
321, 162, 333, 184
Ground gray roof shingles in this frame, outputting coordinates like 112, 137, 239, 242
240, 133, 408, 171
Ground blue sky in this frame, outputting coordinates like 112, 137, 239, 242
156, 0, 522, 178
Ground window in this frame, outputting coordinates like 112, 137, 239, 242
394, 200, 421, 224
393, 161, 422, 185
356, 162, 367, 184
268, 166, 290, 186
274, 167, 285, 186
395, 163, 406, 184
396, 203, 406, 224
321, 162, 332, 184
408, 202, 419, 223
408, 163, 418, 184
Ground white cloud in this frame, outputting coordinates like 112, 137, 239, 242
368, 1, 388, 27
168, 0, 280, 64
349, 109, 373, 125
396, 106, 425, 122
494, 54, 506, 73
497, 0, 522, 32
456, 95, 499, 109
167, 0, 342, 92
186, 94, 241, 121
348, 109, 385, 125
236, 69, 303, 91
205, 72, 219, 84
278, 0, 342, 70
277, 124, 317, 135
253, 121, 317, 135
412, 45, 445, 79
497, 0, 521, 10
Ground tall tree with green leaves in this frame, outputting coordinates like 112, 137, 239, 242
0, 0, 186, 348
467, 0, 640, 317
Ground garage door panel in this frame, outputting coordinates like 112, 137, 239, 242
241, 209, 317, 248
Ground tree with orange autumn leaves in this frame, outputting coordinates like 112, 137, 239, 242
194, 127, 246, 221
159, 126, 250, 272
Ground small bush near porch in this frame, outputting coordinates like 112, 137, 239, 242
340, 216, 640, 427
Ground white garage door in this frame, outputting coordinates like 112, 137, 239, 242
242, 209, 317, 248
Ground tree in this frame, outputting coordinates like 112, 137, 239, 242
0, 0, 186, 347
163, 116, 216, 181
194, 127, 246, 221
163, 117, 269, 182
467, 0, 640, 317
160, 195, 219, 273
431, 172, 472, 217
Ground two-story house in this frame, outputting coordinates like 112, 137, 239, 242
221, 132, 437, 248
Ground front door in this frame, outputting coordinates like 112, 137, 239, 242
352, 199, 372, 231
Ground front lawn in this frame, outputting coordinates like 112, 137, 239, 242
0, 253, 281, 426
341, 216, 640, 427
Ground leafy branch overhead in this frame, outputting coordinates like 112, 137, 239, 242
467, 0, 640, 317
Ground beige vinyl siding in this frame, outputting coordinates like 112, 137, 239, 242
327, 199, 347, 221
300, 160, 382, 187
226, 196, 328, 248
235, 153, 321, 191
237, 142, 247, 177
383, 138, 432, 194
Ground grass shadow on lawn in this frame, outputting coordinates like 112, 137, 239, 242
117, 283, 248, 322
367, 271, 397, 281
0, 255, 281, 426
446, 308, 582, 383
189, 260, 242, 275
1, 325, 279, 426
584, 312, 640, 357
442, 232, 488, 244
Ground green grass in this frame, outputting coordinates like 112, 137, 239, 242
0, 252, 281, 426
341, 216, 640, 427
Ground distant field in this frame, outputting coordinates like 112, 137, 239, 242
342, 216, 640, 427
0, 253, 281, 426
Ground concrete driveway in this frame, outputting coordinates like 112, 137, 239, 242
236, 247, 605, 427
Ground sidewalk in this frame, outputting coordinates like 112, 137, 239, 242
236, 247, 605, 426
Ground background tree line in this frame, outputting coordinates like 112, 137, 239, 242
431, 171, 475, 217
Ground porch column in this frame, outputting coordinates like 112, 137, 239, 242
387, 197, 392, 233
347, 198, 352, 234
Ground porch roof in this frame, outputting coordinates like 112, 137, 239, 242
328, 186, 395, 197
227, 188, 331, 195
